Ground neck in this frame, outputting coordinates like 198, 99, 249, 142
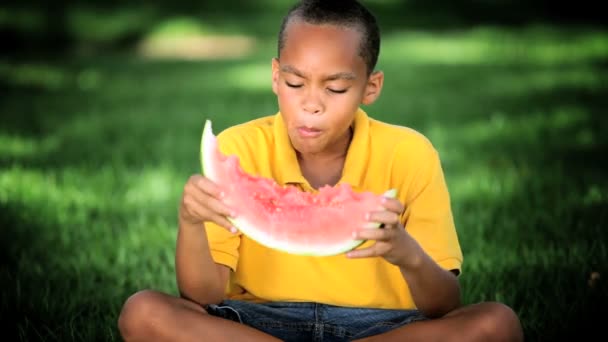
296, 126, 353, 189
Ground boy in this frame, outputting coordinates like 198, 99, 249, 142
118, 1, 524, 341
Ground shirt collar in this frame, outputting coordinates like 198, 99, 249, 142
273, 108, 371, 189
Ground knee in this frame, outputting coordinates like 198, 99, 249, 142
118, 290, 168, 341
477, 302, 524, 342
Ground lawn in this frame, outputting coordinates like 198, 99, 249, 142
1, 2, 607, 341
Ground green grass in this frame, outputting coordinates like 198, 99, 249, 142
1, 16, 607, 341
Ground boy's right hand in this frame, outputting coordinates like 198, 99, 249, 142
179, 174, 237, 232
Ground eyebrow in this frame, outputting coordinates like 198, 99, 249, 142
280, 65, 357, 81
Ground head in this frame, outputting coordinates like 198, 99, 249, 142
272, 0, 384, 157
278, 0, 381, 77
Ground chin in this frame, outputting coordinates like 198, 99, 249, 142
293, 141, 323, 155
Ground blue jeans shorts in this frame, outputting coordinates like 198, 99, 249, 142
206, 300, 427, 342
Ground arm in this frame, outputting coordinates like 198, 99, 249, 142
175, 220, 231, 305
396, 233, 461, 318
348, 142, 463, 317
175, 175, 238, 306
348, 204, 461, 318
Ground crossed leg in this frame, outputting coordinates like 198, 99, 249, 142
118, 290, 523, 342
354, 301, 524, 342
118, 290, 279, 342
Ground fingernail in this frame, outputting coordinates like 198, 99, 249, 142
220, 192, 225, 199
365, 212, 370, 220
230, 211, 238, 218
230, 227, 238, 234
352, 232, 357, 238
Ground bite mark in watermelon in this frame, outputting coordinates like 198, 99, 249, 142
200, 119, 397, 256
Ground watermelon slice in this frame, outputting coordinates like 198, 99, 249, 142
200, 119, 397, 256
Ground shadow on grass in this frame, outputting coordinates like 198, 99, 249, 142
453, 155, 608, 339
460, 261, 605, 341
369, 0, 607, 30
450, 94, 608, 339
0, 57, 278, 174
2, 0, 606, 60
0, 202, 125, 341
489, 82, 608, 181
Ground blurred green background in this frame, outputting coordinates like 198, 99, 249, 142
1, 0, 607, 341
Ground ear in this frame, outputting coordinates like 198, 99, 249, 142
271, 57, 280, 95
361, 71, 384, 105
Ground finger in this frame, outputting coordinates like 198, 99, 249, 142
191, 175, 224, 200
353, 228, 394, 241
346, 244, 387, 259
381, 197, 405, 215
206, 196, 238, 219
367, 210, 401, 227
209, 213, 239, 234
185, 183, 237, 218
187, 199, 236, 232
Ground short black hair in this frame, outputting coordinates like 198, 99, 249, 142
277, 0, 381, 75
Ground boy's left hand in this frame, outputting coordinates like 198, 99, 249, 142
346, 197, 416, 267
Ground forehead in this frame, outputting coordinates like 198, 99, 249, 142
280, 20, 366, 74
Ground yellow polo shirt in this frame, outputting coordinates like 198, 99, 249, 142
204, 109, 463, 310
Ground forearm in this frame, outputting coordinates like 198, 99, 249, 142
175, 219, 225, 305
399, 241, 461, 318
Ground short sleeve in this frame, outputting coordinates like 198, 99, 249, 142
205, 223, 240, 271
394, 141, 463, 275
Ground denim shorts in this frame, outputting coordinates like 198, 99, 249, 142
206, 300, 427, 342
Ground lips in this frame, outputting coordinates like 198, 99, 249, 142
297, 126, 322, 138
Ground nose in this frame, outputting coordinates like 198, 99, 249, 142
302, 88, 323, 115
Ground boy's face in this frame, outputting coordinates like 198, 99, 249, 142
272, 20, 383, 156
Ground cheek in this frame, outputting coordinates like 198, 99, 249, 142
276, 90, 298, 120
276, 89, 292, 108
277, 86, 300, 106
330, 92, 363, 113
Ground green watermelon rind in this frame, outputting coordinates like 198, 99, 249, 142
200, 119, 398, 256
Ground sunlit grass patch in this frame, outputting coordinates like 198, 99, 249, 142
0, 62, 69, 90
0, 164, 182, 295
381, 26, 608, 65
448, 165, 520, 202
0, 134, 56, 160
138, 16, 256, 60
431, 106, 591, 150
0, 164, 184, 244
0, 61, 103, 91
223, 62, 272, 91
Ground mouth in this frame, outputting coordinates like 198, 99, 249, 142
297, 126, 322, 138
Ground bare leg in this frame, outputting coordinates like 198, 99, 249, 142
118, 289, 281, 342
354, 302, 523, 342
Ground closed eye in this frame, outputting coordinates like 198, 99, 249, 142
328, 88, 347, 94
286, 82, 302, 88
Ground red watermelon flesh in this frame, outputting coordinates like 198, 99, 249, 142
200, 119, 397, 256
